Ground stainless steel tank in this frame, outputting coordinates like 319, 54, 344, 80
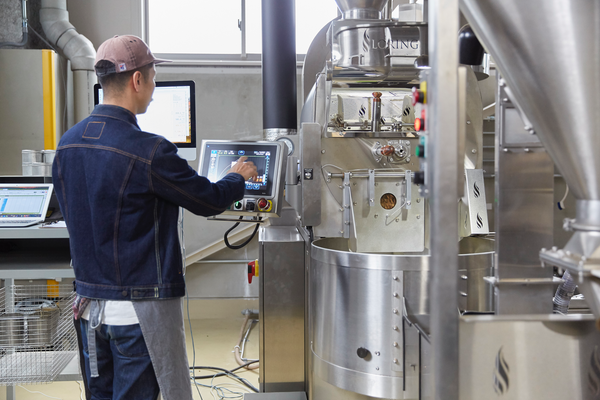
309, 237, 494, 399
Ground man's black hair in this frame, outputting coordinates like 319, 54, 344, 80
95, 61, 153, 94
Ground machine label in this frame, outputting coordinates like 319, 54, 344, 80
362, 30, 420, 52
493, 346, 510, 395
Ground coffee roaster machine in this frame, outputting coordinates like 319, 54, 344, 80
252, 1, 600, 399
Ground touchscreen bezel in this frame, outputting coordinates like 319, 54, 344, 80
198, 140, 286, 202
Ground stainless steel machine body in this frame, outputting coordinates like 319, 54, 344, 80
460, 315, 600, 400
258, 211, 306, 393
293, 2, 492, 399
309, 237, 494, 399
460, 0, 600, 318
255, 0, 600, 399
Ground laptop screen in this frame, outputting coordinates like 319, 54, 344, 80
0, 185, 52, 219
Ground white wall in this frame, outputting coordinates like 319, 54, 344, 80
66, 0, 144, 48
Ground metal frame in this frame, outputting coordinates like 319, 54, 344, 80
427, 0, 459, 399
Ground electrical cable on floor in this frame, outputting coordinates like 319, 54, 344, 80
191, 376, 250, 400
234, 313, 259, 370
224, 217, 261, 250
209, 379, 250, 400
17, 385, 63, 400
190, 362, 259, 392
77, 381, 84, 400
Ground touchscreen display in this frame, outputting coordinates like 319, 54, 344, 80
203, 143, 279, 196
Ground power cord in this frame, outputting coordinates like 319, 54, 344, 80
190, 362, 259, 392
224, 217, 261, 250
558, 185, 569, 210
186, 284, 204, 400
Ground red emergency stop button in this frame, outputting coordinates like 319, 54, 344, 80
247, 260, 259, 284
256, 198, 272, 212
412, 87, 426, 105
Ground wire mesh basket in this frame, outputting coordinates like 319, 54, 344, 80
0, 284, 77, 385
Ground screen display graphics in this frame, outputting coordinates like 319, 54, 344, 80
203, 143, 279, 196
0, 186, 50, 218
95, 81, 196, 147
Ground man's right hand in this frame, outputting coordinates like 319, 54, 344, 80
230, 156, 258, 181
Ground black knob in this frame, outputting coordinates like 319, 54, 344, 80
357, 347, 370, 359
414, 171, 425, 185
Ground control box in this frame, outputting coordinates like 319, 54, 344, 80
198, 140, 288, 217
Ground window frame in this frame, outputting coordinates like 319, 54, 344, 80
143, 0, 336, 66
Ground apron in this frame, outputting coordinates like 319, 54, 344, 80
133, 298, 193, 400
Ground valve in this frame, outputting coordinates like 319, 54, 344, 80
377, 145, 395, 156
247, 259, 259, 284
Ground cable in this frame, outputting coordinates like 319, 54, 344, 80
186, 284, 204, 400
234, 314, 259, 370
224, 217, 261, 250
558, 184, 569, 210
17, 386, 62, 400
77, 381, 84, 400
190, 362, 259, 392
190, 380, 249, 400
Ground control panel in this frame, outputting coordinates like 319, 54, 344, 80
198, 140, 288, 217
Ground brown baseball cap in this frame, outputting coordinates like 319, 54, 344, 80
95, 35, 170, 77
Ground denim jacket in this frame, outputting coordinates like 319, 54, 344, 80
52, 105, 245, 301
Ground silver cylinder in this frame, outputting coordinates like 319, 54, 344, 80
372, 100, 382, 132
42, 150, 56, 164
31, 162, 52, 176
263, 128, 297, 142
573, 200, 600, 231
22, 163, 32, 176
22, 150, 42, 163
310, 237, 494, 399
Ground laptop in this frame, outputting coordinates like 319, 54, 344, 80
0, 184, 54, 228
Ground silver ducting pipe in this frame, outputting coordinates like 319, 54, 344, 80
40, 0, 96, 123
0, 0, 28, 48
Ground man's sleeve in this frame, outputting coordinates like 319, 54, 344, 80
149, 139, 246, 216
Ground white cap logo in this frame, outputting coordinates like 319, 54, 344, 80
118, 63, 127, 72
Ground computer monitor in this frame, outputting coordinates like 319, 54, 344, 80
198, 140, 288, 217
94, 80, 197, 160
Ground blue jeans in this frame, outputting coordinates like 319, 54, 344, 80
80, 319, 160, 400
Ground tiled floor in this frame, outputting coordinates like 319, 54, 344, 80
0, 299, 260, 400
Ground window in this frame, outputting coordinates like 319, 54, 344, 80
147, 0, 339, 60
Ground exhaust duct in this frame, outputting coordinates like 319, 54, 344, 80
40, 0, 96, 123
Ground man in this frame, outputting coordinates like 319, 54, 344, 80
52, 35, 257, 400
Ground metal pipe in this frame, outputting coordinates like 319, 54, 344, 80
40, 0, 96, 124
428, 0, 459, 399
328, 171, 415, 179
0, 0, 28, 48
372, 92, 382, 133
262, 0, 297, 140
195, 260, 255, 264
240, 0, 247, 60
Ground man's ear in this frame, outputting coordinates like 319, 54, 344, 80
132, 71, 143, 93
